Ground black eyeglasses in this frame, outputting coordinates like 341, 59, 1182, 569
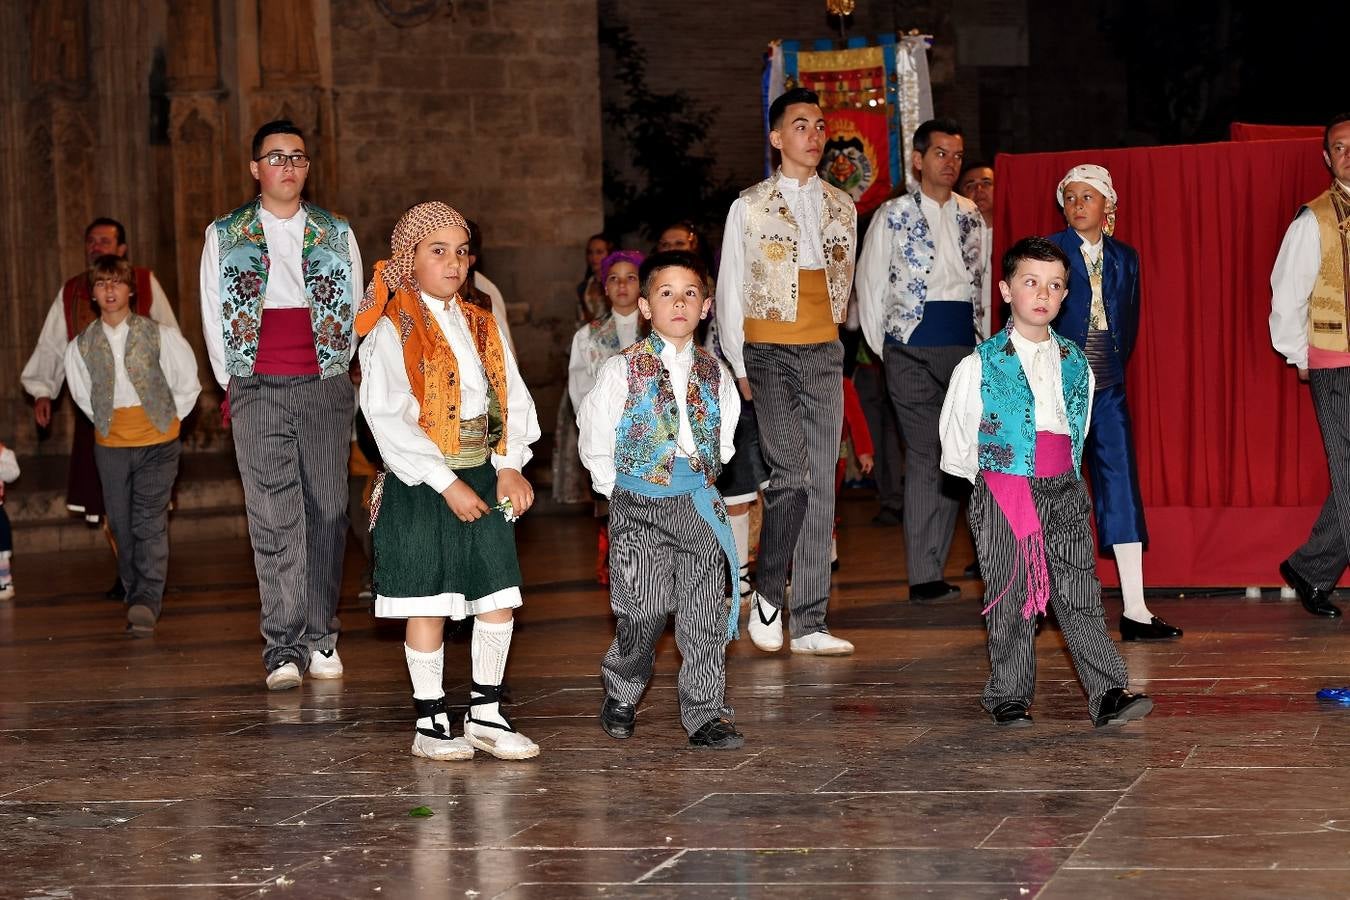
254, 152, 311, 169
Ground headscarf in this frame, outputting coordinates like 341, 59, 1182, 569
1056, 164, 1118, 236
599, 250, 645, 285
356, 202, 508, 458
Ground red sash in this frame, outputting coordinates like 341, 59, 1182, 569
253, 308, 320, 375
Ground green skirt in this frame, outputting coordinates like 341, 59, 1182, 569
371, 462, 523, 619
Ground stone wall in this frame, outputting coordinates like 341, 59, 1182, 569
0, 0, 602, 461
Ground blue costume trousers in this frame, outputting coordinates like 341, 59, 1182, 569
1084, 383, 1148, 552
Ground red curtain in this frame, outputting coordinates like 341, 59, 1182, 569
992, 138, 1337, 586
1230, 122, 1323, 141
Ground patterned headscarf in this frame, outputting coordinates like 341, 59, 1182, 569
356, 201, 469, 333
599, 250, 645, 284
1056, 164, 1118, 236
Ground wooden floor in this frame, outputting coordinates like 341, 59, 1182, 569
3, 493, 1349, 898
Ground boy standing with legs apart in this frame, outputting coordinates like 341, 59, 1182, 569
716, 87, 857, 656
939, 237, 1153, 728
1049, 166, 1181, 641
579, 251, 745, 749
358, 203, 541, 762
67, 256, 200, 635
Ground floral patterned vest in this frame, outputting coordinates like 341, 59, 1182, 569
76, 314, 177, 437
976, 327, 1090, 477
875, 190, 985, 343
214, 198, 355, 379
739, 176, 856, 324
615, 333, 723, 487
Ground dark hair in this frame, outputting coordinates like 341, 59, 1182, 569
1001, 236, 1069, 283
251, 119, 305, 159
89, 253, 136, 288
958, 160, 993, 182
639, 250, 710, 299
464, 218, 483, 260
658, 220, 699, 248
769, 87, 822, 131
913, 117, 964, 155
1326, 112, 1350, 155
85, 217, 126, 246
457, 219, 493, 311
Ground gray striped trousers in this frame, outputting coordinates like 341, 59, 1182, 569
743, 340, 844, 637
602, 487, 731, 736
230, 373, 353, 672
969, 472, 1128, 719
1289, 367, 1350, 587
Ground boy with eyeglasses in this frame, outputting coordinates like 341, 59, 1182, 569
199, 119, 364, 691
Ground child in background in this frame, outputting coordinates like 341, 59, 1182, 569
0, 441, 18, 600
832, 376, 875, 568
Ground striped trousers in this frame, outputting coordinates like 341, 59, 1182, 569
970, 472, 1128, 719
1289, 367, 1350, 587
602, 488, 730, 736
883, 342, 971, 585
744, 340, 843, 638
94, 438, 181, 617
230, 373, 353, 672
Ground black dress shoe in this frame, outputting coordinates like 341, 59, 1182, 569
1280, 561, 1342, 618
1120, 615, 1183, 641
688, 718, 744, 750
1093, 688, 1154, 727
991, 701, 1033, 727
963, 561, 982, 579
910, 580, 961, 603
599, 696, 636, 740
106, 577, 126, 602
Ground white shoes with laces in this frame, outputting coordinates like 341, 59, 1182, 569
789, 631, 854, 656
463, 714, 540, 760
265, 661, 302, 691
308, 645, 344, 679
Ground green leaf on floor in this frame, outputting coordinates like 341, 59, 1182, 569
408, 805, 435, 818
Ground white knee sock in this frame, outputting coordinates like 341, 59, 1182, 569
404, 643, 449, 732
0, 549, 11, 587
471, 618, 514, 727
730, 511, 751, 598
1114, 542, 1151, 622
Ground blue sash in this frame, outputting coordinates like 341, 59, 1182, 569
616, 458, 740, 641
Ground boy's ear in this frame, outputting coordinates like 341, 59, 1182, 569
699, 296, 713, 319
998, 280, 1012, 304
638, 296, 653, 320
768, 129, 783, 151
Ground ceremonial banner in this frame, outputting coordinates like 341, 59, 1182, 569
765, 35, 932, 215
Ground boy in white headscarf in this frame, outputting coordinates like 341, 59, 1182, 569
1047, 164, 1182, 643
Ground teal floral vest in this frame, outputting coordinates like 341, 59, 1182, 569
214, 197, 355, 379
76, 314, 177, 437
976, 327, 1090, 476
615, 333, 723, 487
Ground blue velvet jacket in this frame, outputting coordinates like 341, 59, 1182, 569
1047, 228, 1141, 366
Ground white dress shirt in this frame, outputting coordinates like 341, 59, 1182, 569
576, 336, 741, 497
979, 221, 994, 340
358, 293, 539, 495
716, 171, 827, 378
473, 270, 515, 355
856, 190, 982, 355
1269, 182, 1350, 369
199, 207, 364, 390
64, 318, 202, 422
21, 273, 178, 400
939, 329, 1095, 483
567, 309, 641, 410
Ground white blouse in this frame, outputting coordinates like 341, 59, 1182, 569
358, 293, 539, 494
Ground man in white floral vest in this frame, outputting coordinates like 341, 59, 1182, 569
199, 120, 364, 690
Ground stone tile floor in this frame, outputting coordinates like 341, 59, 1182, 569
1, 497, 1347, 898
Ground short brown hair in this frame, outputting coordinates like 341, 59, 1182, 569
89, 254, 135, 288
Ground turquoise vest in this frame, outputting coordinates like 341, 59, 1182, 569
615, 333, 723, 487
77, 314, 178, 437
976, 327, 1090, 476
214, 197, 355, 379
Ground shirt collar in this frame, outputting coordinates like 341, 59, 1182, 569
657, 336, 695, 363
259, 205, 304, 228
420, 291, 458, 311
1337, 180, 1350, 198
776, 170, 820, 194
101, 317, 130, 337
613, 308, 641, 325
919, 190, 956, 212
1009, 327, 1055, 355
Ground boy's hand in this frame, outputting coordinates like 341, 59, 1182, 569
496, 468, 534, 517
442, 479, 490, 522
1299, 368, 1310, 382
34, 397, 52, 428
858, 452, 875, 475
737, 377, 753, 402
